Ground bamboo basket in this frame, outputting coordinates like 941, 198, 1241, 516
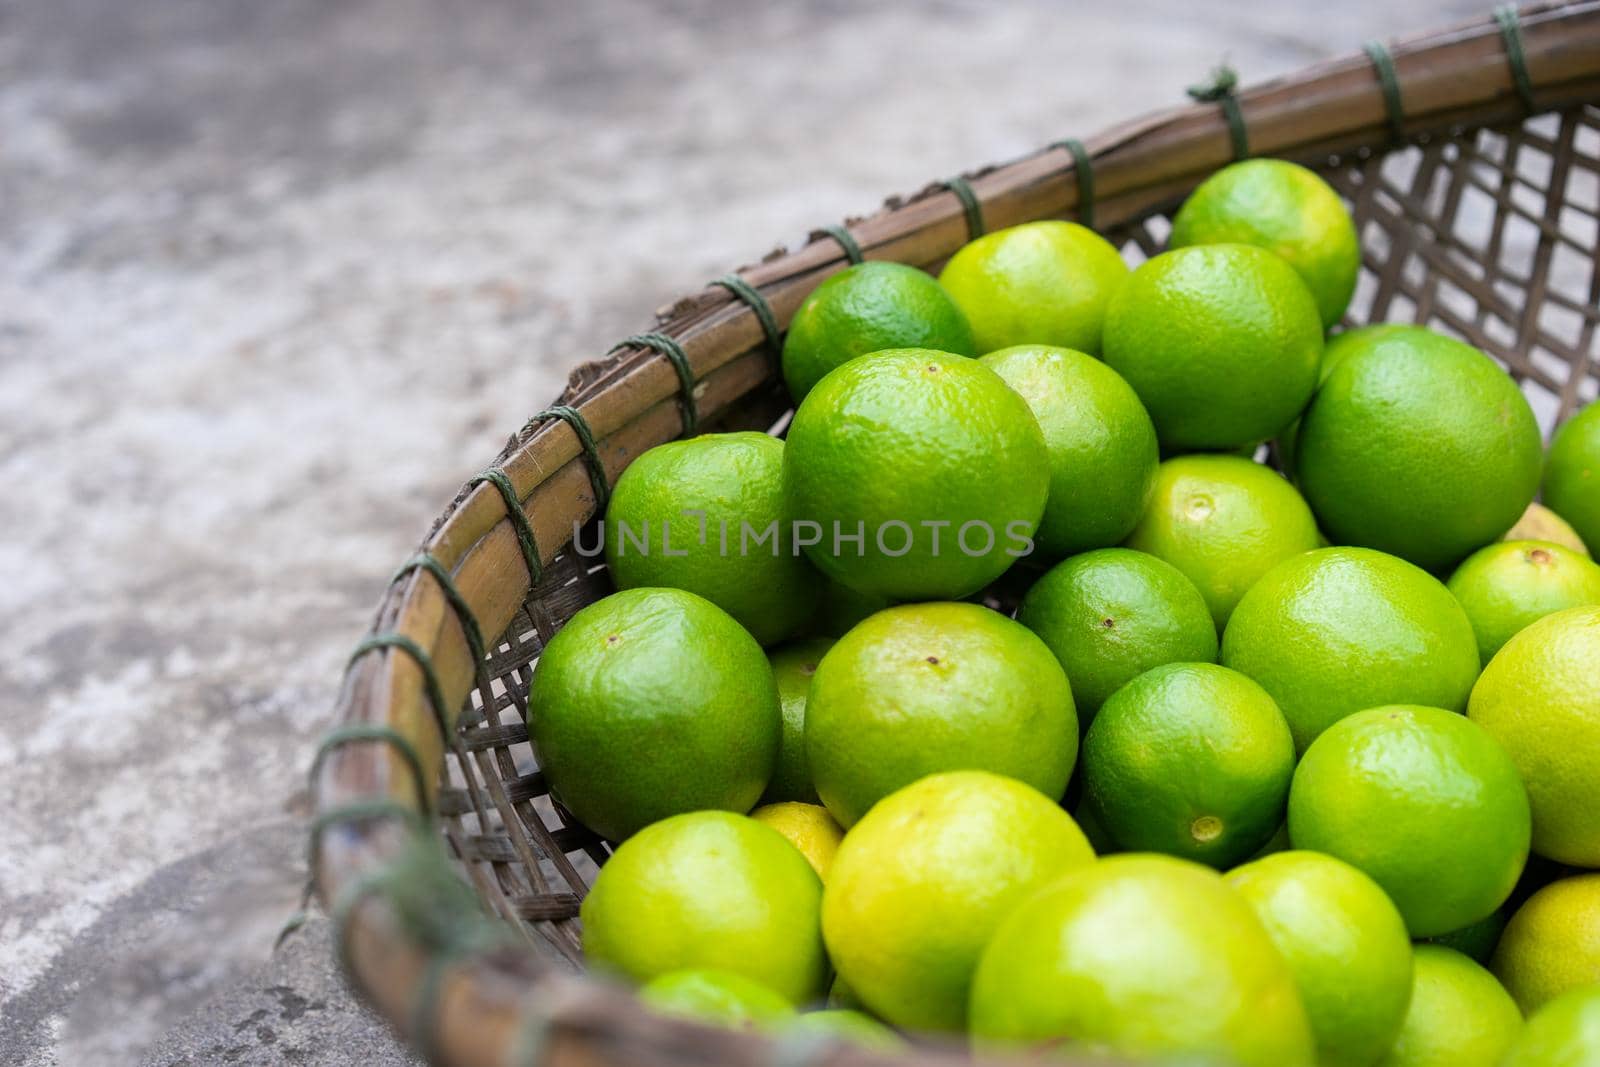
309, 4, 1600, 1064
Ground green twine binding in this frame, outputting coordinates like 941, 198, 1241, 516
620, 332, 698, 436
529, 405, 611, 512
311, 723, 430, 814
940, 176, 987, 239
711, 273, 783, 359
392, 553, 486, 670
1494, 5, 1538, 114
349, 632, 453, 742
309, 799, 426, 900
1187, 65, 1250, 161
819, 223, 864, 265
1363, 41, 1407, 144
468, 468, 543, 587
1050, 138, 1097, 231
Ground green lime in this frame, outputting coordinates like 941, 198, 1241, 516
937, 220, 1130, 354
1102, 243, 1322, 450
1279, 324, 1413, 470
749, 802, 843, 882
1545, 401, 1600, 556
1378, 946, 1523, 1067
1447, 540, 1600, 661
1288, 705, 1531, 937
978, 346, 1158, 557
783, 1010, 904, 1051
805, 602, 1076, 827
1016, 547, 1217, 721
1295, 326, 1543, 572
528, 587, 779, 841
781, 261, 975, 401
1227, 850, 1414, 1067
1505, 502, 1591, 556
1170, 159, 1360, 329
1501, 985, 1600, 1067
1222, 547, 1481, 751
604, 433, 818, 645
762, 637, 833, 804
1084, 663, 1294, 867
1469, 605, 1600, 866
969, 853, 1314, 1066
1428, 910, 1509, 965
1492, 873, 1600, 1014
822, 770, 1095, 1032
783, 349, 1048, 600
1125, 454, 1323, 630
581, 811, 827, 1002
638, 969, 795, 1029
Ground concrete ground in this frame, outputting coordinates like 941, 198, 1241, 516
0, 0, 1482, 1063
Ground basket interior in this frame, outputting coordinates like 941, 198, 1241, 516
431, 106, 1600, 969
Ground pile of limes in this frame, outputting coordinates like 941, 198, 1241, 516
529, 158, 1600, 1066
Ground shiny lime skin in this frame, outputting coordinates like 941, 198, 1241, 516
783, 349, 1049, 601
528, 588, 779, 841
1125, 454, 1323, 630
1288, 705, 1531, 937
780, 262, 975, 401
1469, 605, 1600, 866
1084, 663, 1295, 867
805, 602, 1076, 828
1545, 402, 1600, 556
1447, 540, 1600, 661
783, 1010, 904, 1051
1222, 547, 1481, 752
969, 854, 1315, 1067
638, 969, 796, 1029
1227, 851, 1414, 1067
1501, 985, 1600, 1067
979, 346, 1159, 558
605, 432, 819, 646
937, 220, 1130, 354
821, 771, 1095, 1032
582, 812, 827, 1003
1378, 946, 1523, 1067
761, 638, 833, 804
1170, 159, 1360, 329
1017, 548, 1217, 721
1295, 326, 1542, 572
1102, 243, 1323, 451
1279, 324, 1413, 470
1492, 874, 1600, 1014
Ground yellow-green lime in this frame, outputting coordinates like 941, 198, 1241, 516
1288, 705, 1531, 937
805, 602, 1077, 828
1295, 326, 1543, 572
1469, 605, 1600, 866
1492, 873, 1600, 1014
1501, 985, 1600, 1067
1125, 454, 1323, 630
1222, 547, 1481, 751
979, 346, 1159, 557
1505, 502, 1591, 556
639, 969, 795, 1030
1545, 401, 1600, 555
762, 638, 833, 804
749, 802, 843, 882
581, 811, 827, 1002
783, 1010, 904, 1051
783, 349, 1048, 600
937, 220, 1129, 354
969, 854, 1314, 1067
1447, 540, 1600, 661
780, 261, 975, 401
528, 588, 779, 841
1378, 946, 1523, 1067
1102, 243, 1323, 450
821, 770, 1095, 1032
1227, 850, 1414, 1067
1017, 547, 1217, 721
1084, 663, 1295, 867
1170, 158, 1360, 328
605, 433, 818, 646
1279, 324, 1413, 470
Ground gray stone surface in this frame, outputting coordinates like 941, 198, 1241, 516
0, 1, 1479, 1063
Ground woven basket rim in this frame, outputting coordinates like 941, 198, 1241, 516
313, 4, 1600, 1065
